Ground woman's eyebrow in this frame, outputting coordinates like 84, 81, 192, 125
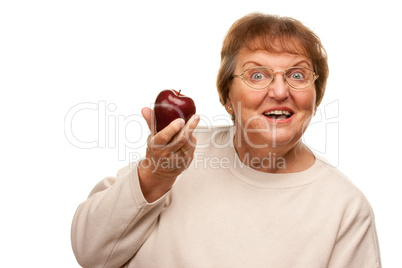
242, 60, 312, 69
293, 60, 312, 68
242, 61, 263, 68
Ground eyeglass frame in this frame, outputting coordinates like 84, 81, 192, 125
233, 66, 319, 90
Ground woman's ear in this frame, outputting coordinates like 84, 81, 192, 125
224, 100, 233, 115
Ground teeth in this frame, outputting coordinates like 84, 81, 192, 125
264, 110, 291, 116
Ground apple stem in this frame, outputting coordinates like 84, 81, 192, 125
178, 89, 181, 95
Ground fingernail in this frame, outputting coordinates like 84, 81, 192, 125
177, 118, 185, 127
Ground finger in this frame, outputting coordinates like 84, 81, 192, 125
153, 118, 185, 147
178, 135, 197, 155
170, 115, 200, 151
186, 133, 198, 150
179, 114, 200, 144
184, 114, 200, 135
141, 107, 156, 135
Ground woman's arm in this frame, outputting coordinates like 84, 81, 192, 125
71, 164, 168, 268
139, 107, 199, 202
71, 108, 200, 267
327, 195, 382, 268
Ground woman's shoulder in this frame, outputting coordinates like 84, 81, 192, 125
314, 155, 375, 215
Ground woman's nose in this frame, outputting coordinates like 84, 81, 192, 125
267, 72, 290, 101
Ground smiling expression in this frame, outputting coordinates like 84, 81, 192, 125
227, 49, 317, 152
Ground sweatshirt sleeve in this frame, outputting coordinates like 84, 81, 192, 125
327, 194, 382, 268
71, 162, 169, 268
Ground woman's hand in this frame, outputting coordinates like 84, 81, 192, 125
138, 107, 200, 202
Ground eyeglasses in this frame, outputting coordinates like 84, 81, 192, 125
233, 66, 319, 90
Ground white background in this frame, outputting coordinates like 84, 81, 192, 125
1, 0, 400, 267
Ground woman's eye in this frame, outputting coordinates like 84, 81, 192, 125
251, 72, 267, 80
289, 72, 305, 80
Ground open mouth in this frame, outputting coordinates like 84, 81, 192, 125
263, 110, 293, 121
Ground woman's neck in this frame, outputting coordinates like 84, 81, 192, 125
233, 134, 315, 174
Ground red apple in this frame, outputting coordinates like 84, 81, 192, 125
154, 89, 196, 132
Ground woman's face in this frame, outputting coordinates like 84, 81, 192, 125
227, 49, 317, 152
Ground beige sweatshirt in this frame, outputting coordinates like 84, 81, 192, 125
71, 126, 381, 268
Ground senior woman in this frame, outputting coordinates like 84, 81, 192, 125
71, 13, 381, 268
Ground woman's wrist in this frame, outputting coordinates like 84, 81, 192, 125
137, 159, 177, 203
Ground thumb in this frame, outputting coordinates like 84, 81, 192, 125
141, 107, 156, 135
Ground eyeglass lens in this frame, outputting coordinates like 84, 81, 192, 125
243, 67, 315, 89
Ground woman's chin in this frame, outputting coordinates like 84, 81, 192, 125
258, 132, 300, 149
236, 120, 302, 150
